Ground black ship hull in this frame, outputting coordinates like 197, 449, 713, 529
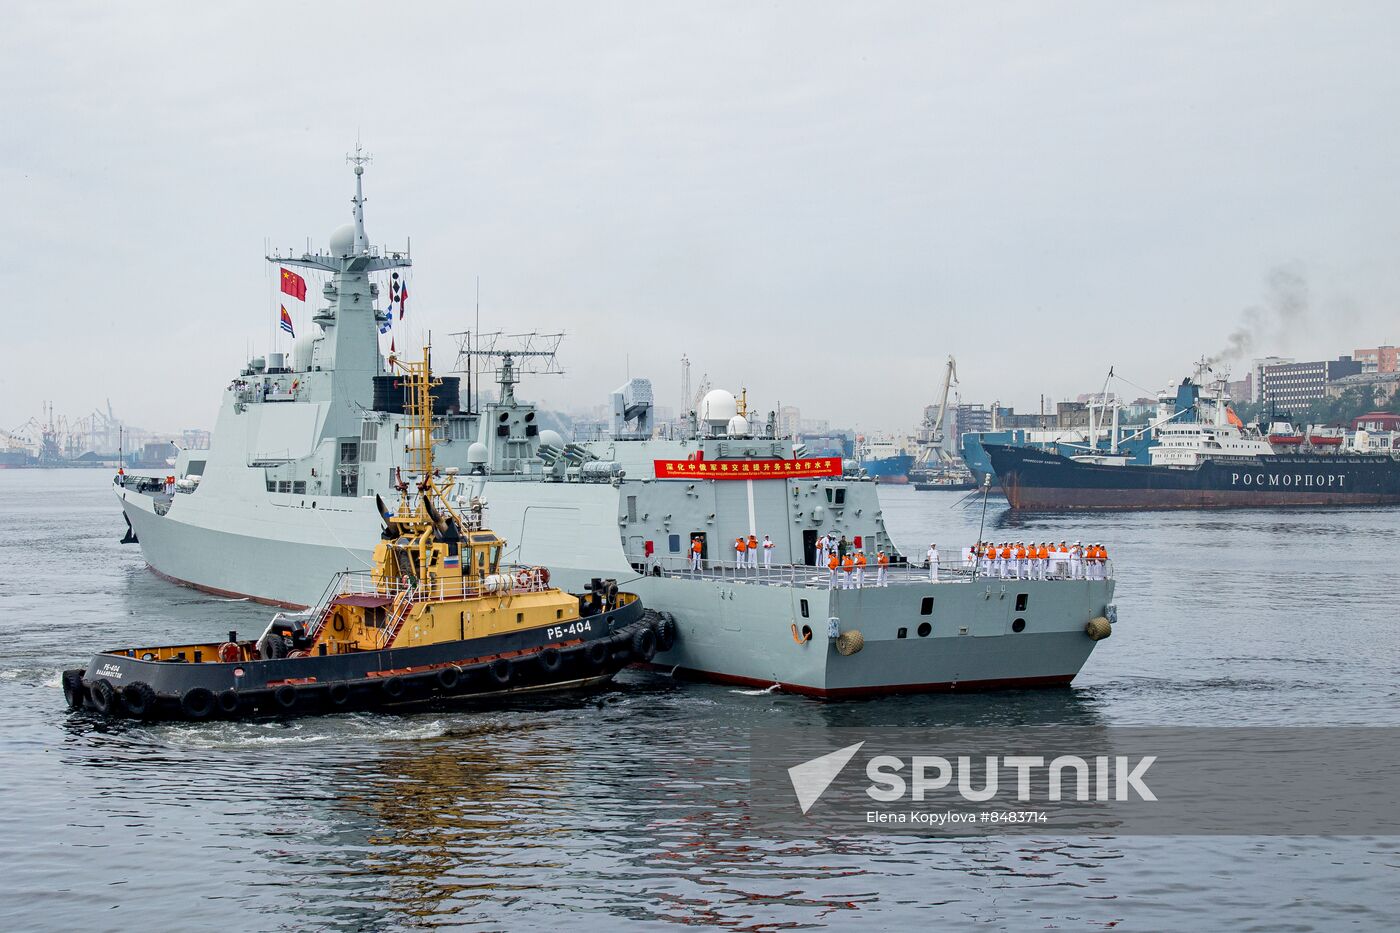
64, 601, 662, 721
986, 444, 1400, 511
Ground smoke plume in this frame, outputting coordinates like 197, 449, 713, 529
1210, 263, 1311, 367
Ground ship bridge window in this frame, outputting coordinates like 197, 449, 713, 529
825, 487, 846, 505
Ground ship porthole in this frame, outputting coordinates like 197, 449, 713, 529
1012, 618, 1026, 633
917, 622, 932, 638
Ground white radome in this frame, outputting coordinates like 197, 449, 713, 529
537, 429, 564, 449
329, 223, 357, 256
726, 415, 750, 437
467, 442, 489, 465
700, 389, 738, 425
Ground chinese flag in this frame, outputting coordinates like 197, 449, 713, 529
280, 268, 307, 301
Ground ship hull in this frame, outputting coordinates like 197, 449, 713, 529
860, 454, 913, 484
988, 444, 1400, 511
120, 482, 1114, 698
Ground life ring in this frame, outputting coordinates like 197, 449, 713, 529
489, 658, 513, 685
90, 679, 118, 715
655, 613, 678, 651
62, 670, 86, 711
273, 684, 298, 709
630, 626, 657, 662
181, 687, 216, 720
217, 689, 241, 714
332, 617, 346, 633
381, 676, 406, 699
218, 642, 240, 663
537, 647, 562, 674
537, 567, 550, 587
436, 666, 461, 690
585, 641, 610, 667
121, 681, 157, 717
326, 682, 351, 707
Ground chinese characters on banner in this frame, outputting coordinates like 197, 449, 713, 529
653, 457, 842, 479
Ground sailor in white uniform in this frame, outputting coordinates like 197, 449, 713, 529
926, 543, 939, 583
964, 545, 976, 570
762, 534, 774, 568
1070, 542, 1083, 580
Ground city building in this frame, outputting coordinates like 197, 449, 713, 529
1353, 346, 1397, 374
1352, 411, 1400, 432
1326, 371, 1400, 406
776, 405, 801, 438
1250, 356, 1293, 403
1260, 356, 1364, 413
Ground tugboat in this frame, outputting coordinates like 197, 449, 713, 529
66, 347, 660, 720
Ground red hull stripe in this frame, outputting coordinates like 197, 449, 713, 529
146, 564, 310, 610
638, 663, 1075, 699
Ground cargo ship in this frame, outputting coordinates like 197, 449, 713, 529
988, 376, 1400, 510
856, 436, 913, 484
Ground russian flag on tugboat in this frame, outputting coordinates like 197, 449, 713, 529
443, 552, 460, 569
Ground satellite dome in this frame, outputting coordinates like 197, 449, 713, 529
467, 442, 489, 464
700, 389, 738, 425
537, 429, 564, 449
727, 415, 750, 437
329, 222, 357, 256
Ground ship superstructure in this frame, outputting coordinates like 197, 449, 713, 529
117, 158, 1117, 698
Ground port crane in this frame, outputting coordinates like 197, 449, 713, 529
914, 356, 958, 468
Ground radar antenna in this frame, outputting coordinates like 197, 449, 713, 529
450, 330, 564, 411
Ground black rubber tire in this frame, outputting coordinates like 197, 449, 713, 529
489, 658, 513, 685
326, 683, 351, 707
90, 679, 118, 716
585, 641, 610, 668
655, 613, 678, 652
217, 689, 241, 714
121, 681, 157, 718
62, 670, 86, 711
631, 626, 658, 662
436, 666, 460, 691
181, 687, 216, 720
381, 676, 405, 700
273, 684, 297, 710
537, 647, 562, 674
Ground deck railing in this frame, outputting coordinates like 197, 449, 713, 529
636, 554, 1113, 588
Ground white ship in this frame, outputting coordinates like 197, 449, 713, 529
117, 157, 1117, 698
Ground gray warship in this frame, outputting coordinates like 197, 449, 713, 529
117, 157, 1117, 698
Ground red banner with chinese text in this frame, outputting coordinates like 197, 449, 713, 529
654, 457, 842, 479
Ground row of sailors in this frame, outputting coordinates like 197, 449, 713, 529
690, 534, 777, 571
964, 541, 1110, 580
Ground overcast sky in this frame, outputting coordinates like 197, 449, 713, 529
3, 1, 1397, 440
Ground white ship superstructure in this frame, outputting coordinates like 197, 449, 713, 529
118, 159, 1116, 698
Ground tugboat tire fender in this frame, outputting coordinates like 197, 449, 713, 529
181, 687, 216, 720
655, 613, 678, 652
90, 678, 119, 715
436, 666, 461, 690
217, 689, 241, 714
121, 681, 157, 718
489, 658, 513, 685
537, 647, 562, 674
381, 676, 406, 699
62, 669, 86, 711
326, 682, 352, 706
273, 684, 298, 709
585, 641, 610, 667
631, 626, 658, 662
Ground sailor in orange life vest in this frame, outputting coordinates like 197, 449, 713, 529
854, 551, 867, 588
734, 536, 747, 570
925, 542, 939, 582
827, 551, 839, 589
762, 534, 774, 568
689, 535, 703, 571
1014, 542, 1028, 580
876, 548, 889, 587
841, 553, 855, 589
747, 534, 759, 570
999, 543, 1013, 579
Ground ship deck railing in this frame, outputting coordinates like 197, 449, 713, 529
639, 555, 1113, 588
330, 566, 556, 604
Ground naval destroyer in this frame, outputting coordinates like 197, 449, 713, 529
117, 157, 1117, 698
